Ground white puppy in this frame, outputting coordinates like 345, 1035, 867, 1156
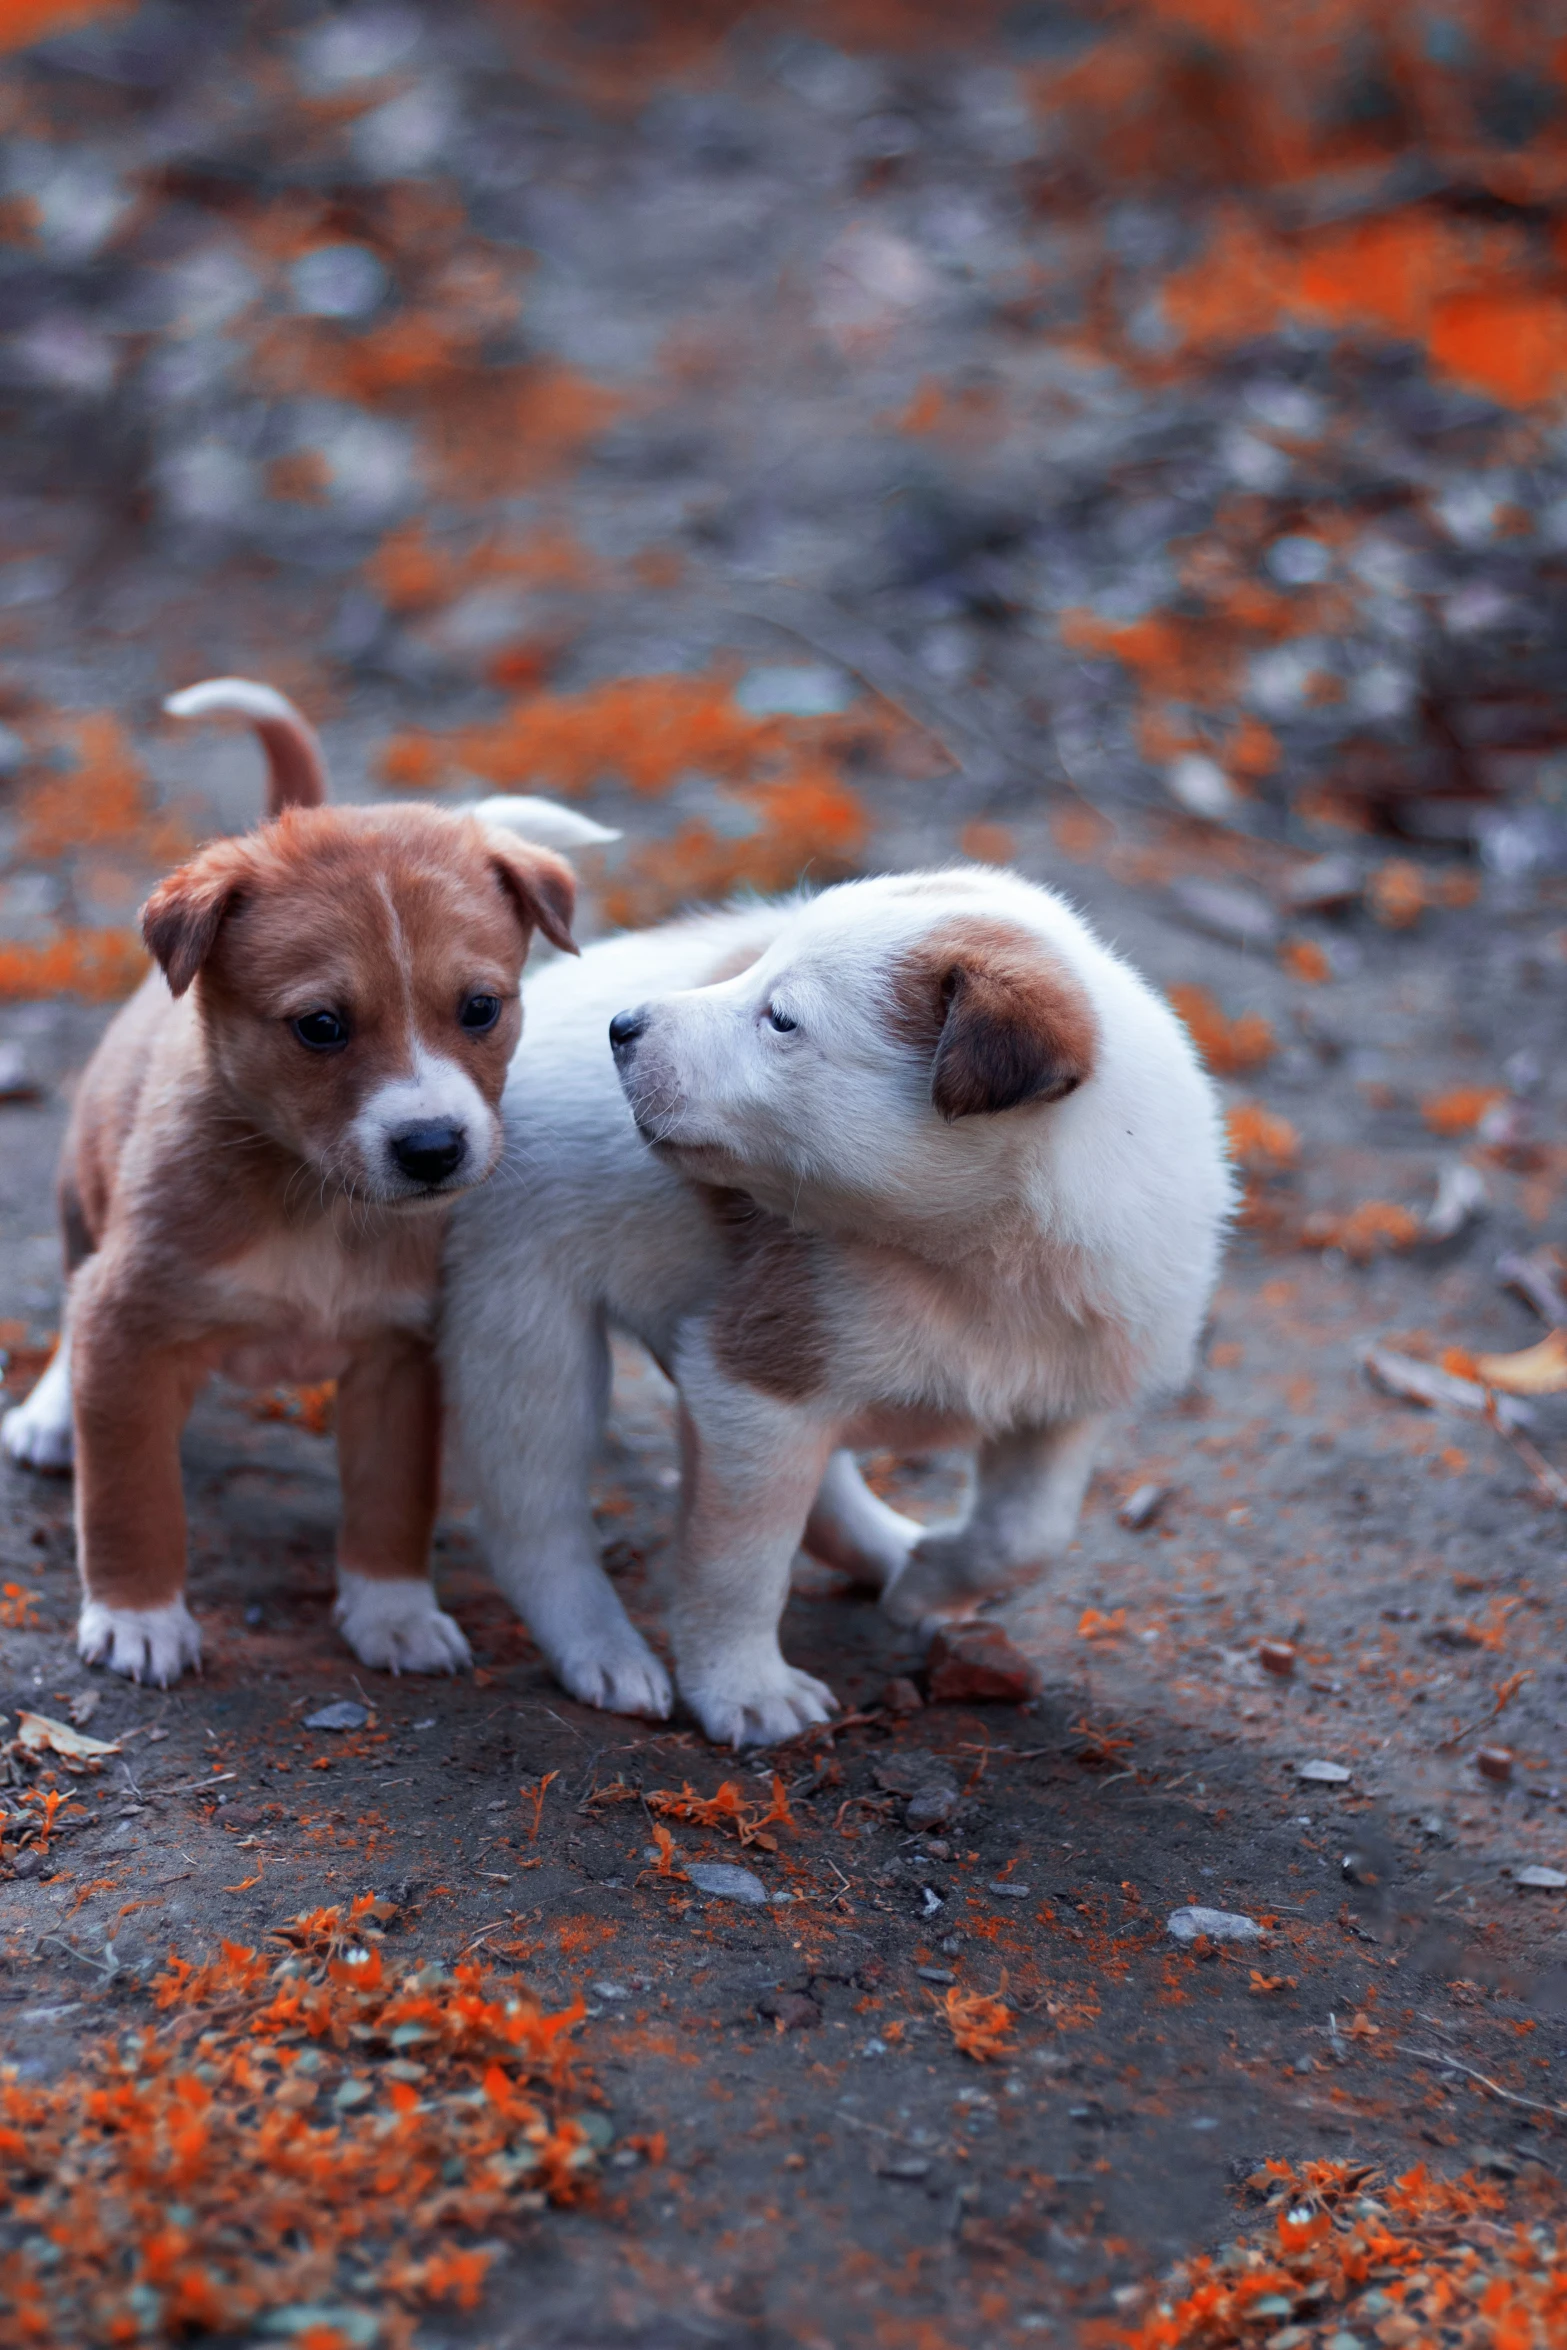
443, 865, 1233, 1746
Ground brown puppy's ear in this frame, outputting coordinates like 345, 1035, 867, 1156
141, 841, 251, 997
896, 920, 1098, 1121
488, 836, 578, 957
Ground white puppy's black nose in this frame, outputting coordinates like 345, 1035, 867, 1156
609, 1007, 647, 1057
389, 1124, 467, 1185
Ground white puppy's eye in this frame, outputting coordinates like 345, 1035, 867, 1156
766, 1005, 798, 1034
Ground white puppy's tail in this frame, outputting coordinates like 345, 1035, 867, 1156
164, 677, 328, 816
473, 793, 620, 854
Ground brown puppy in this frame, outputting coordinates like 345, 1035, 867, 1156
2, 678, 605, 1684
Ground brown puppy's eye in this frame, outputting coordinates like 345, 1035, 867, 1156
292, 1009, 349, 1051
459, 993, 501, 1033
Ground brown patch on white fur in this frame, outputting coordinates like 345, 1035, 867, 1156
42, 701, 577, 1649
889, 916, 1098, 1122
704, 1189, 829, 1402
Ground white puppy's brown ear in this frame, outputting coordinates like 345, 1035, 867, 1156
897, 919, 1098, 1121
141, 840, 253, 996
487, 835, 580, 957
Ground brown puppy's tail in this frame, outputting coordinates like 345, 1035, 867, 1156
163, 677, 327, 815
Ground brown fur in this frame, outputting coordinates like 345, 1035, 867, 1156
704, 1188, 830, 1402
888, 916, 1099, 1122
58, 793, 575, 1624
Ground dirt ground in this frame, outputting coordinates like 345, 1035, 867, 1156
1, 4, 1567, 2346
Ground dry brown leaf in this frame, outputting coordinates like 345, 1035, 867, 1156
1472, 1328, 1567, 1397
15, 1710, 122, 1761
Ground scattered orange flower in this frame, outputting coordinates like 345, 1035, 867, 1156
939, 1983, 1015, 2064
1422, 1085, 1506, 1137
1167, 984, 1275, 1074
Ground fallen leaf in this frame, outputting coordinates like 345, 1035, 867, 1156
15, 1711, 121, 1761
1472, 1329, 1567, 1397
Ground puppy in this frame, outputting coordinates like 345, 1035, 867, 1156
444, 865, 1233, 1745
2, 678, 612, 1685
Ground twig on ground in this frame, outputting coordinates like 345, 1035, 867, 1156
1488, 1404, 1567, 1511
1398, 2045, 1567, 2126
1436, 1669, 1533, 1754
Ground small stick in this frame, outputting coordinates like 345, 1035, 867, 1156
1490, 1411, 1567, 1512
1436, 1669, 1533, 1754
1398, 2044, 1567, 2126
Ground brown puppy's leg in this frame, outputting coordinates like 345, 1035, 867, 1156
332, 1331, 471, 1674
70, 1262, 205, 1684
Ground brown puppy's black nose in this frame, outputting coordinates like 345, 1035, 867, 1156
390, 1124, 467, 1185
609, 1007, 647, 1057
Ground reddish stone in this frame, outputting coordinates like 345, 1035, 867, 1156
880, 1675, 924, 1714
758, 1991, 820, 2031
926, 1623, 1041, 1706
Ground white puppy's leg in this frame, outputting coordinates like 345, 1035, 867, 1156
451, 1291, 672, 1718
802, 1450, 920, 1592
882, 1412, 1110, 1628
2, 1326, 74, 1472
670, 1337, 839, 1747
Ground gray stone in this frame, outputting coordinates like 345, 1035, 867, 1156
1166, 1906, 1261, 1945
687, 1862, 768, 1905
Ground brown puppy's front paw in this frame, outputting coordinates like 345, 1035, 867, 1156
78, 1596, 201, 1685
333, 1571, 471, 1675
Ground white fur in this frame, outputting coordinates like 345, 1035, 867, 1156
2, 1342, 74, 1471
348, 1042, 498, 1201
473, 796, 620, 853
444, 868, 1233, 1746
333, 1569, 472, 1674
78, 1595, 202, 1684
164, 677, 308, 727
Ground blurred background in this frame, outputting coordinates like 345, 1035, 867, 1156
0, 0, 1566, 980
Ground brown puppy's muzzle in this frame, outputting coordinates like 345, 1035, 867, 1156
387, 1123, 469, 1188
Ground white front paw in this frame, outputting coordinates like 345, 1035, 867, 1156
555, 1631, 673, 1720
333, 1571, 471, 1675
679, 1650, 838, 1749
881, 1529, 1028, 1630
79, 1597, 201, 1685
3, 1370, 73, 1472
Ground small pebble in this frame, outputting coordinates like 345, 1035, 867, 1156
988, 1880, 1032, 1899
1296, 1760, 1351, 1785
1512, 1865, 1566, 1890
1476, 1746, 1514, 1783
881, 1676, 923, 1714
304, 1700, 368, 1732
1118, 1482, 1171, 1531
1167, 1906, 1262, 1945
687, 1861, 768, 1906
1257, 1640, 1296, 1678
